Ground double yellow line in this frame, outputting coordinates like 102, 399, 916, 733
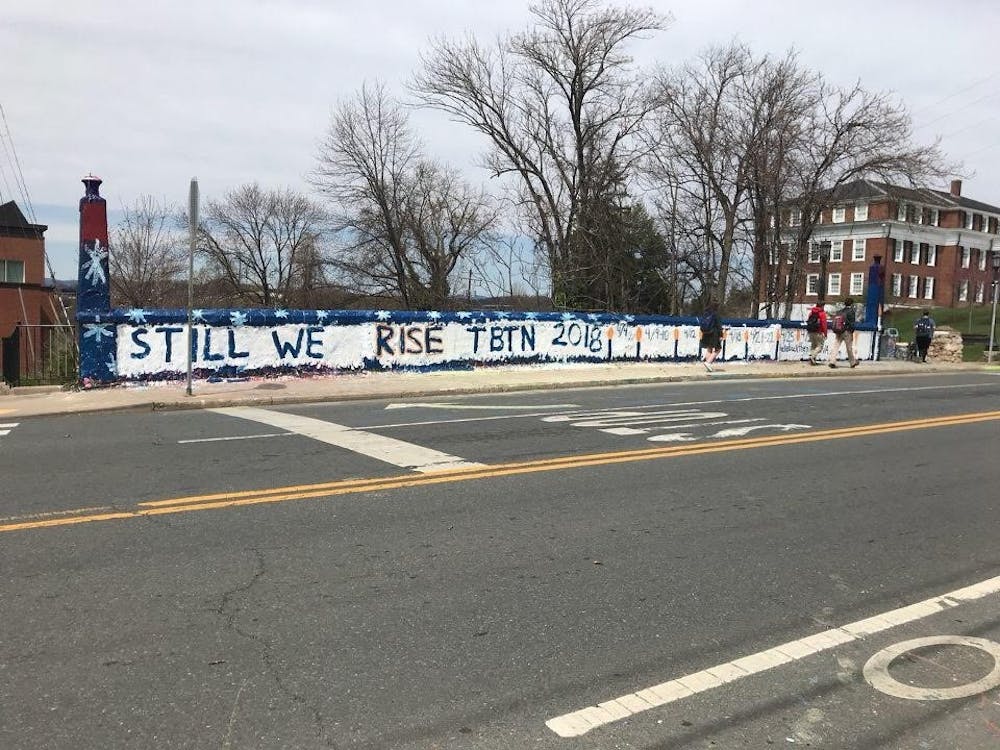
3, 410, 998, 535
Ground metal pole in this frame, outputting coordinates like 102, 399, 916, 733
186, 178, 199, 396
989, 254, 999, 365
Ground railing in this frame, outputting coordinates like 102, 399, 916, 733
1, 324, 78, 386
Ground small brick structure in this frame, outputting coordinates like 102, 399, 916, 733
927, 326, 964, 363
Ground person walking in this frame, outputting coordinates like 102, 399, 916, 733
913, 310, 936, 362
805, 301, 828, 365
699, 301, 723, 372
828, 297, 859, 369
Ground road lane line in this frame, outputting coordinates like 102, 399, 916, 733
545, 573, 1000, 738
0, 506, 114, 523
3, 410, 998, 533
210, 407, 486, 473
178, 432, 293, 444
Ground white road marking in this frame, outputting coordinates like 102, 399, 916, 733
210, 407, 486, 473
863, 636, 1000, 701
385, 401, 578, 411
178, 432, 294, 444
545, 574, 1000, 738
608, 418, 766, 437
0, 430, 10, 437
0, 422, 18, 436
351, 382, 996, 431
709, 423, 811, 438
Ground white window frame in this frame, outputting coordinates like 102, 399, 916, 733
828, 273, 842, 296
852, 238, 866, 261
830, 240, 844, 262
966, 212, 974, 230
893, 240, 904, 263
926, 245, 936, 267
930, 209, 939, 227
979, 250, 987, 271
855, 203, 868, 221
923, 277, 935, 300
832, 206, 846, 224
908, 275, 919, 298
891, 273, 902, 297
958, 279, 969, 302
910, 242, 920, 264
0, 259, 25, 284
808, 244, 821, 263
976, 281, 985, 303
805, 273, 820, 296
850, 272, 865, 296
916, 205, 924, 225
961, 247, 971, 268
898, 203, 907, 221
789, 208, 801, 226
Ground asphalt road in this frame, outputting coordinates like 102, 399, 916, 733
2, 371, 1000, 749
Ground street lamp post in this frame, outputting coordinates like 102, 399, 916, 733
185, 178, 199, 397
818, 241, 831, 305
989, 249, 1000, 365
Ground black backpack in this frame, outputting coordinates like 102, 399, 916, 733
699, 312, 717, 333
805, 309, 821, 333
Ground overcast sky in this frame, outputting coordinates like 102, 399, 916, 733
2, 0, 998, 279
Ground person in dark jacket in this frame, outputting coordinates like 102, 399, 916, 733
913, 310, 936, 362
828, 297, 859, 369
699, 302, 723, 372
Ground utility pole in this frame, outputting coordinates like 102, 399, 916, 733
185, 178, 199, 396
989, 248, 999, 365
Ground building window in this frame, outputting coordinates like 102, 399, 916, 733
958, 279, 969, 302
806, 274, 820, 295
897, 203, 907, 221
910, 242, 921, 264
974, 214, 984, 231
850, 272, 865, 296
976, 282, 985, 303
961, 247, 971, 268
830, 240, 844, 262
979, 250, 987, 271
927, 245, 936, 267
966, 212, 974, 230
789, 208, 801, 226
893, 240, 904, 263
930, 209, 939, 227
852, 238, 866, 261
0, 259, 25, 283
833, 206, 846, 223
908, 275, 919, 298
891, 273, 902, 297
808, 244, 821, 263
855, 203, 868, 221
924, 277, 935, 300
828, 273, 842, 296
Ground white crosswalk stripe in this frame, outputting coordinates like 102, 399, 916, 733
0, 422, 19, 438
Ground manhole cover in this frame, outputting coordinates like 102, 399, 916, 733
864, 636, 1000, 700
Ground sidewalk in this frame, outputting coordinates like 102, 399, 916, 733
0, 360, 992, 418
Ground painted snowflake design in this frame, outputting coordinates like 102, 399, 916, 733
315, 310, 329, 322
586, 313, 600, 321
375, 310, 391, 321
623, 314, 635, 323
192, 309, 207, 323
274, 308, 289, 319
496, 311, 510, 319
229, 311, 248, 327
105, 354, 118, 376
524, 312, 538, 320
125, 308, 148, 324
81, 241, 108, 286
427, 311, 442, 320
83, 323, 114, 340
456, 311, 472, 320
560, 312, 575, 321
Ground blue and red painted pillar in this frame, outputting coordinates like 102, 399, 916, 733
77, 175, 116, 382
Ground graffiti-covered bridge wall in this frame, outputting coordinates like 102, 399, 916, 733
77, 307, 878, 383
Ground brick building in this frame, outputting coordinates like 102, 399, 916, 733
770, 179, 1000, 315
0, 200, 61, 384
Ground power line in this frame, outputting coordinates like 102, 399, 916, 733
909, 71, 998, 117
0, 103, 36, 224
913, 89, 1000, 132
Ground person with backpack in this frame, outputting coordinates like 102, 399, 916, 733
828, 297, 859, 369
805, 301, 828, 366
913, 310, 936, 362
699, 301, 723, 372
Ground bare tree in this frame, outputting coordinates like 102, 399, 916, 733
313, 82, 497, 309
109, 196, 185, 308
413, 0, 668, 310
198, 184, 328, 308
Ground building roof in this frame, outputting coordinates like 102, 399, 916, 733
0, 200, 48, 238
798, 179, 1000, 215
